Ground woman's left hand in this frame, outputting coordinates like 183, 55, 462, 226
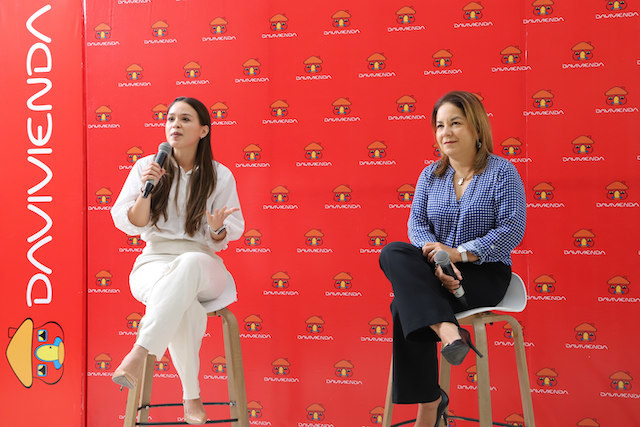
421, 242, 460, 264
206, 206, 239, 231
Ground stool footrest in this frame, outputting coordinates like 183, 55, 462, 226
448, 414, 515, 427
138, 402, 234, 410
136, 419, 237, 425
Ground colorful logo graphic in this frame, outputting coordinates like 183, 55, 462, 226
306, 316, 325, 333
306, 403, 326, 421
248, 401, 263, 419
333, 272, 352, 289
572, 42, 594, 61
127, 146, 144, 163
6, 318, 65, 387
243, 144, 262, 161
605, 86, 627, 105
501, 137, 522, 156
304, 56, 323, 73
608, 275, 629, 295
272, 358, 290, 375
95, 105, 111, 122
210, 17, 227, 34
126, 64, 143, 80
152, 104, 168, 120
334, 360, 354, 377
151, 20, 168, 37
211, 355, 226, 373
501, 46, 522, 64
466, 365, 477, 383
368, 141, 387, 158
606, 181, 628, 199
155, 354, 171, 371
270, 14, 288, 31
244, 315, 263, 332
534, 274, 556, 293
536, 367, 558, 387
94, 23, 111, 39
95, 270, 112, 286
396, 6, 416, 24
573, 229, 595, 248
533, 182, 554, 200
504, 414, 525, 426
305, 229, 324, 246
127, 235, 143, 246
332, 97, 351, 115
332, 10, 351, 27
396, 95, 416, 113
575, 323, 597, 342
270, 100, 289, 117
606, 1, 628, 10
609, 371, 632, 390
532, 0, 554, 16
532, 90, 554, 108
368, 229, 388, 246
211, 102, 229, 119
433, 142, 441, 157
333, 185, 352, 202
370, 406, 385, 424
572, 135, 594, 154
271, 272, 290, 289
96, 187, 112, 204
94, 353, 112, 370
243, 59, 261, 75
397, 184, 415, 202
184, 61, 201, 78
369, 317, 389, 335
244, 229, 262, 246
271, 186, 290, 203
367, 53, 386, 70
463, 2, 484, 20
433, 49, 453, 67
126, 313, 142, 329
305, 142, 324, 159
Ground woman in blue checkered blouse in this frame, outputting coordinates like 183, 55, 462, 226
379, 91, 526, 427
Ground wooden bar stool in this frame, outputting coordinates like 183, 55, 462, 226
123, 307, 249, 426
382, 273, 535, 427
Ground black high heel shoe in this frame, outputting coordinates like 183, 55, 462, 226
441, 327, 483, 366
434, 388, 449, 427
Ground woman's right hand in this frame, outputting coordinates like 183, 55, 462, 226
140, 162, 166, 193
435, 262, 463, 294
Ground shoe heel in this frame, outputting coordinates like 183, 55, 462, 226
459, 328, 483, 358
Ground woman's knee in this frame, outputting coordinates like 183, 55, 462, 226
380, 241, 420, 265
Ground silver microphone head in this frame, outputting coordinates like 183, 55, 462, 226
433, 250, 451, 266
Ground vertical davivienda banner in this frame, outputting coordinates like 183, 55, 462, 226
0, 1, 85, 425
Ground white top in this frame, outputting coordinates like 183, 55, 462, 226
111, 155, 244, 252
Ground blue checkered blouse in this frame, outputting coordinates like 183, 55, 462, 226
408, 154, 526, 265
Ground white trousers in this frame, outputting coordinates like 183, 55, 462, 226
130, 241, 227, 400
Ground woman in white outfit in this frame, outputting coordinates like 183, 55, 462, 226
110, 96, 244, 425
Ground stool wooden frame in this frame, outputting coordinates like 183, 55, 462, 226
382, 273, 535, 427
123, 307, 249, 426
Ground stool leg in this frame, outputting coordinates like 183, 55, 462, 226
508, 317, 535, 427
472, 322, 492, 427
216, 308, 249, 427
138, 355, 155, 423
438, 349, 452, 427
123, 375, 142, 427
382, 356, 393, 427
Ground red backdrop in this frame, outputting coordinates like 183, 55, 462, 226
4, 0, 640, 426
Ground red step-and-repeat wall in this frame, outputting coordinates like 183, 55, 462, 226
4, 0, 640, 426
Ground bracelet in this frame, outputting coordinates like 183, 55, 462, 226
208, 224, 226, 235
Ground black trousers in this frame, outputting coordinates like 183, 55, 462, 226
379, 241, 511, 404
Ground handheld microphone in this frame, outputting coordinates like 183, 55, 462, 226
142, 142, 172, 199
434, 250, 468, 307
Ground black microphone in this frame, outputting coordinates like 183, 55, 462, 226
434, 250, 468, 307
142, 142, 172, 199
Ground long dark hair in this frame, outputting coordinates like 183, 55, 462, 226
150, 97, 217, 236
431, 91, 493, 177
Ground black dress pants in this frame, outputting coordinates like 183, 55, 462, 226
379, 241, 511, 404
